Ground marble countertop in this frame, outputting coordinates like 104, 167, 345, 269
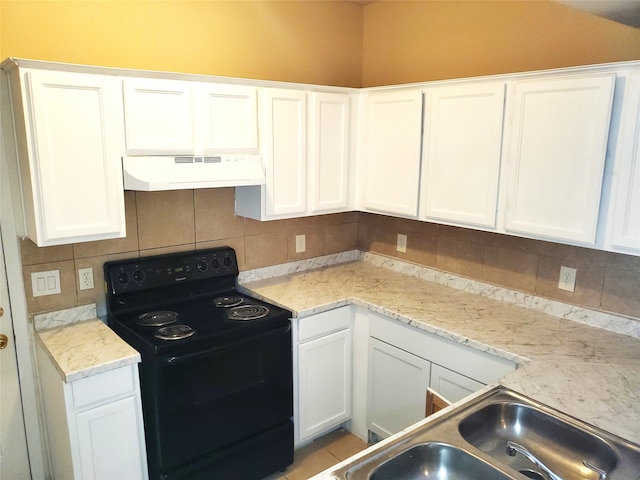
241, 257, 640, 449
36, 319, 140, 383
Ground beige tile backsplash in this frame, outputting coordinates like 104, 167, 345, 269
19, 192, 640, 324
359, 212, 640, 320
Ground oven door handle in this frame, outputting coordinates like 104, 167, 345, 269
158, 322, 291, 366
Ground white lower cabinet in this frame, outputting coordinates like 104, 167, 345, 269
367, 338, 431, 438
429, 363, 483, 404
295, 307, 352, 445
363, 309, 515, 439
37, 347, 148, 480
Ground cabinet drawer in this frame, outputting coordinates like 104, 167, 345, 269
368, 310, 515, 384
72, 366, 136, 410
298, 306, 351, 343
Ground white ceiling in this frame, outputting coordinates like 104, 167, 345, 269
558, 0, 640, 28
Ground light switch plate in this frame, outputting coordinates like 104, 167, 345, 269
31, 270, 61, 297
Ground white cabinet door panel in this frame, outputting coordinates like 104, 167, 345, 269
309, 92, 350, 213
423, 83, 505, 228
75, 396, 147, 480
26, 70, 125, 245
200, 84, 258, 153
367, 338, 430, 438
430, 364, 483, 404
609, 71, 640, 252
503, 74, 615, 244
123, 78, 195, 154
363, 90, 423, 217
298, 329, 351, 442
261, 89, 307, 216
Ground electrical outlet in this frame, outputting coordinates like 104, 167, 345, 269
558, 266, 577, 292
78, 267, 94, 291
397, 233, 407, 253
295, 234, 306, 253
31, 270, 61, 297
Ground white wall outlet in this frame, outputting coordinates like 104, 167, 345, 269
558, 265, 577, 292
78, 267, 94, 291
31, 270, 61, 297
397, 233, 407, 253
295, 234, 306, 253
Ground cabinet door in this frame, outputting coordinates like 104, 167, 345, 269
123, 78, 195, 154
200, 83, 258, 153
503, 74, 615, 244
75, 396, 147, 480
26, 70, 126, 245
261, 89, 307, 216
423, 83, 505, 228
309, 92, 350, 213
430, 364, 483, 404
608, 71, 640, 253
367, 338, 430, 438
298, 329, 351, 442
363, 90, 423, 217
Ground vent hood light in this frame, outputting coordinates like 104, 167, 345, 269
122, 155, 266, 191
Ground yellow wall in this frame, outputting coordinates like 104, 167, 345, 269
3, 1, 640, 88
0, 1, 363, 87
362, 0, 640, 86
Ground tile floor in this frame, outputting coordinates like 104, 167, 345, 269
264, 428, 370, 480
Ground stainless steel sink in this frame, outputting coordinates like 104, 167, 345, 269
458, 400, 620, 480
363, 442, 516, 480
331, 387, 640, 480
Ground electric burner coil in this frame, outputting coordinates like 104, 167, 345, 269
227, 305, 269, 321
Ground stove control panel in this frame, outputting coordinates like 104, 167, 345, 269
105, 247, 239, 295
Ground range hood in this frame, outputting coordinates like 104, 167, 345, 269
122, 155, 265, 191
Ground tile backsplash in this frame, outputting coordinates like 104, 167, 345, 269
20, 188, 358, 316
358, 212, 640, 320
19, 189, 639, 323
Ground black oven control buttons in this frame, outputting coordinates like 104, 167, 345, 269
106, 247, 240, 295
196, 261, 208, 273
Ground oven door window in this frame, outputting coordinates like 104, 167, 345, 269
153, 324, 292, 470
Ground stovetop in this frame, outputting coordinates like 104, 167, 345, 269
104, 247, 292, 356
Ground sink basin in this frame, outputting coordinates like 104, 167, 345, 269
331, 387, 640, 480
458, 401, 619, 480
366, 442, 514, 480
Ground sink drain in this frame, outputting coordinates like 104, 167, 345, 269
519, 469, 546, 480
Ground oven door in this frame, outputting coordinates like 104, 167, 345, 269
143, 321, 293, 473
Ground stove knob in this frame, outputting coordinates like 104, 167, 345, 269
211, 258, 220, 269
117, 272, 129, 284
196, 261, 208, 272
223, 256, 232, 267
132, 270, 144, 282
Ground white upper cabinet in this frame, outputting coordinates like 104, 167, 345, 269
123, 78, 196, 155
200, 83, 258, 153
123, 78, 258, 155
261, 88, 307, 217
9, 68, 126, 246
235, 89, 352, 220
604, 71, 640, 254
308, 92, 350, 214
362, 90, 423, 217
502, 73, 616, 245
422, 82, 505, 228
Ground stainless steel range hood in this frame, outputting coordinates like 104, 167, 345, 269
122, 155, 265, 191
